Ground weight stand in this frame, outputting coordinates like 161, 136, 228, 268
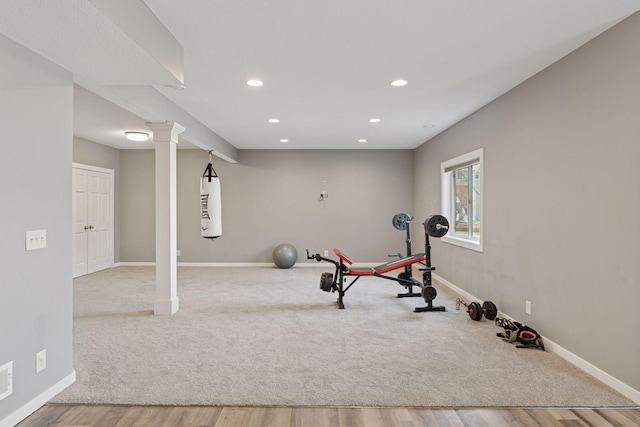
414, 232, 445, 312
396, 218, 421, 299
390, 213, 422, 299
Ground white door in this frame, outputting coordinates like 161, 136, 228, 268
72, 165, 114, 278
72, 168, 89, 277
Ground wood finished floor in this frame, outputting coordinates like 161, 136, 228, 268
16, 404, 640, 426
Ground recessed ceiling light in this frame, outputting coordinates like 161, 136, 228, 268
391, 79, 408, 87
268, 118, 280, 123
422, 123, 435, 129
124, 131, 150, 141
358, 139, 367, 143
369, 118, 381, 123
246, 79, 263, 87
280, 139, 289, 143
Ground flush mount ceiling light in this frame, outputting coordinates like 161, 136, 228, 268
163, 84, 185, 90
358, 139, 367, 143
280, 139, 289, 143
268, 118, 280, 123
246, 79, 263, 87
124, 131, 150, 141
369, 118, 381, 123
391, 79, 408, 87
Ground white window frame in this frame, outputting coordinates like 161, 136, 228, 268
441, 148, 484, 252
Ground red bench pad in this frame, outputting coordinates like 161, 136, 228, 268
373, 253, 426, 274
333, 248, 426, 276
333, 248, 353, 265
346, 267, 375, 276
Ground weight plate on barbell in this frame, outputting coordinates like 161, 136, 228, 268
320, 272, 334, 292
482, 301, 498, 320
392, 213, 412, 231
421, 285, 437, 301
468, 301, 483, 321
424, 215, 450, 238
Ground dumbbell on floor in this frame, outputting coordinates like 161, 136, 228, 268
455, 298, 498, 321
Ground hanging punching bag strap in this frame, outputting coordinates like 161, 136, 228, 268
202, 151, 219, 182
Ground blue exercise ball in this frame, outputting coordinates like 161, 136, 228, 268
273, 243, 298, 269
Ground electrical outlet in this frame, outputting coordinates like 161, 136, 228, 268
324, 250, 329, 257
0, 361, 12, 400
525, 300, 532, 315
36, 349, 46, 373
177, 249, 181, 257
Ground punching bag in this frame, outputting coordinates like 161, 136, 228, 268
200, 153, 222, 239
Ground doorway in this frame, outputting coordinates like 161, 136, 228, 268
72, 164, 114, 278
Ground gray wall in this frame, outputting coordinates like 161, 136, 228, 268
0, 35, 74, 420
119, 150, 156, 262
118, 149, 414, 263
72, 137, 121, 262
413, 12, 640, 391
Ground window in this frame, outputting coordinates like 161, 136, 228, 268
441, 148, 483, 252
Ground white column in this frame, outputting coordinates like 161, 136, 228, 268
146, 121, 185, 315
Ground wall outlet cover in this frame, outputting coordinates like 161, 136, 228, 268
0, 361, 12, 400
36, 349, 47, 373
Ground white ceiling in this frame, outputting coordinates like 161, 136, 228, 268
2, 1, 640, 155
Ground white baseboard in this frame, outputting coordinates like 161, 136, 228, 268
114, 262, 155, 267
433, 273, 640, 405
114, 262, 382, 268
430, 272, 478, 304
541, 338, 640, 405
179, 262, 274, 267
0, 370, 76, 427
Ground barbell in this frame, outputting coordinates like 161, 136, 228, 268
391, 213, 449, 238
424, 215, 449, 238
392, 213, 412, 231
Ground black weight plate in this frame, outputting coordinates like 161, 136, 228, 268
421, 286, 437, 301
483, 301, 498, 320
424, 215, 450, 238
392, 213, 411, 231
320, 272, 334, 292
398, 271, 409, 288
468, 301, 483, 321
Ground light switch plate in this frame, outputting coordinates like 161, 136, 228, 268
26, 229, 47, 250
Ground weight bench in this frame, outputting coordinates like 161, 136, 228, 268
334, 248, 426, 277
307, 248, 444, 312
306, 214, 450, 312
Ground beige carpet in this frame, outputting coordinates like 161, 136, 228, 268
53, 266, 635, 407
